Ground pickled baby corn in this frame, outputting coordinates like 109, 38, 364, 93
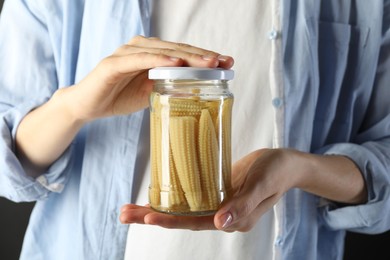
198, 109, 220, 210
169, 116, 203, 211
149, 95, 162, 206
150, 95, 232, 214
168, 147, 188, 210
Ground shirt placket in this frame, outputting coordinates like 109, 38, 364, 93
269, 0, 285, 259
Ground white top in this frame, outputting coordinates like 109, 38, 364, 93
125, 0, 282, 259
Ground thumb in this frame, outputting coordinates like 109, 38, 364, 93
214, 192, 280, 232
213, 175, 280, 232
213, 188, 259, 231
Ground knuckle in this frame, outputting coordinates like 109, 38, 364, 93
236, 200, 255, 217
128, 35, 145, 45
156, 48, 174, 56
98, 57, 115, 74
100, 56, 115, 68
227, 201, 256, 226
113, 44, 131, 55
188, 52, 202, 60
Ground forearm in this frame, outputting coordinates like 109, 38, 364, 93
293, 150, 368, 204
15, 87, 85, 177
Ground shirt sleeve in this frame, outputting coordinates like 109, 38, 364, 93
318, 8, 390, 234
0, 0, 73, 202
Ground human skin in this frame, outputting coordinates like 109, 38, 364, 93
14, 35, 366, 233
120, 148, 367, 232
15, 36, 233, 177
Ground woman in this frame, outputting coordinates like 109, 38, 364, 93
0, 1, 389, 259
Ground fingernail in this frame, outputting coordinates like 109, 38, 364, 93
217, 55, 230, 62
202, 55, 216, 61
221, 212, 233, 228
169, 56, 180, 62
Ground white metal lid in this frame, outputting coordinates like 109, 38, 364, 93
148, 67, 234, 80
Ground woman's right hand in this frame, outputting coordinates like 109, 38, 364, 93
16, 36, 233, 176
63, 36, 234, 123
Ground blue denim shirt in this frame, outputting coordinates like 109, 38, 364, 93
0, 0, 389, 259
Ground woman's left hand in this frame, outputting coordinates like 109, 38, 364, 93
120, 148, 366, 232
119, 149, 301, 232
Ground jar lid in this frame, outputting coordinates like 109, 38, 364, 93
148, 67, 234, 80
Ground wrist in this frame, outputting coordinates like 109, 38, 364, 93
254, 148, 311, 193
292, 151, 367, 204
277, 149, 314, 191
51, 86, 91, 125
15, 86, 88, 176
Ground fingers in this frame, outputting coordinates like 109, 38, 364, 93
120, 204, 153, 224
213, 149, 284, 232
128, 35, 219, 57
103, 35, 234, 81
230, 150, 264, 190
120, 149, 285, 233
216, 55, 234, 69
119, 204, 216, 230
214, 193, 279, 232
112, 46, 218, 69
121, 35, 234, 69
99, 53, 184, 77
144, 212, 216, 231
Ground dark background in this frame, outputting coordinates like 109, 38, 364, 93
0, 0, 389, 259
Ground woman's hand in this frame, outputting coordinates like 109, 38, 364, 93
120, 149, 367, 232
120, 149, 297, 232
64, 36, 234, 122
16, 36, 233, 176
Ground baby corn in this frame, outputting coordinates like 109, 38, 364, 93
149, 95, 162, 206
150, 95, 233, 214
198, 109, 220, 210
219, 99, 233, 196
169, 116, 202, 211
168, 146, 188, 210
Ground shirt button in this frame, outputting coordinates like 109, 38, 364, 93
272, 97, 283, 108
48, 183, 64, 192
268, 29, 278, 40
274, 236, 284, 247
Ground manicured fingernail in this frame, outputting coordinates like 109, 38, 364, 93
169, 56, 180, 62
221, 212, 233, 228
202, 55, 215, 61
218, 55, 230, 62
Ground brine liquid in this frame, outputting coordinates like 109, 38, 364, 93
149, 93, 233, 215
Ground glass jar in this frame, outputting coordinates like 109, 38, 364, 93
148, 67, 234, 216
